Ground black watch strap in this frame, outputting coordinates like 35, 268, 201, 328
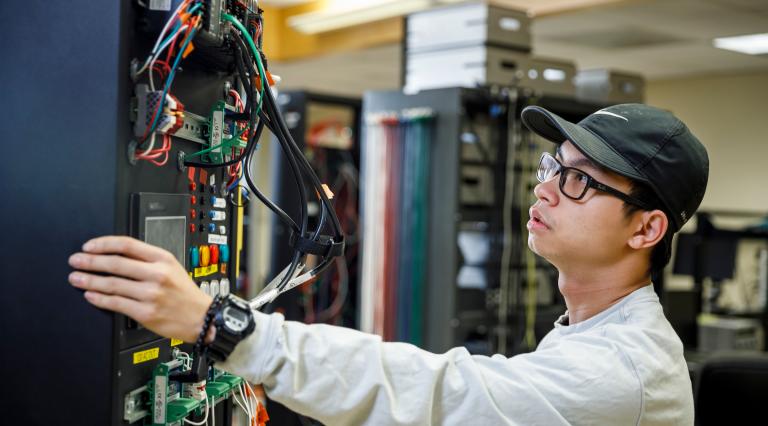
207, 295, 255, 363
207, 327, 243, 362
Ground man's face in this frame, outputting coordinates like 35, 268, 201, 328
527, 141, 637, 269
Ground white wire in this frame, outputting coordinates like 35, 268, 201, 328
135, 0, 191, 76
231, 385, 252, 423
182, 393, 209, 425
137, 131, 157, 155
176, 350, 191, 366
232, 385, 248, 415
238, 384, 253, 420
245, 382, 258, 421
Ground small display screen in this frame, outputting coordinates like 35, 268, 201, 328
145, 216, 187, 265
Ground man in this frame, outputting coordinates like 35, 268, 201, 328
68, 103, 708, 425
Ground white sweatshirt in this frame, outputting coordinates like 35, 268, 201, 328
217, 284, 694, 425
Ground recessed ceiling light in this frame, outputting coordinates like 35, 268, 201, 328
713, 33, 768, 55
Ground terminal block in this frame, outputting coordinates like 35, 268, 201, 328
132, 84, 209, 145
123, 351, 246, 425
208, 100, 247, 163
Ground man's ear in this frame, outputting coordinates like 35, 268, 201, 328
628, 210, 668, 250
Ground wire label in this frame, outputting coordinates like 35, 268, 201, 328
153, 374, 167, 424
211, 109, 224, 157
208, 234, 227, 245
133, 347, 160, 364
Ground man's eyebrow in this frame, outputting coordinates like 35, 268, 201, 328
556, 144, 600, 171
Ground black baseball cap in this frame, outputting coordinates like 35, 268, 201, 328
521, 103, 708, 232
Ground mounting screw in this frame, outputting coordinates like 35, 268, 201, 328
177, 150, 187, 172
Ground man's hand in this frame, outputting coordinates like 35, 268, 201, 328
68, 236, 213, 343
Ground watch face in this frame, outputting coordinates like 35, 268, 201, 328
223, 306, 249, 333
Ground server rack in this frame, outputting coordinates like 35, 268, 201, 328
362, 87, 604, 355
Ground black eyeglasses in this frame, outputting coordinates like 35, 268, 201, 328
536, 152, 652, 209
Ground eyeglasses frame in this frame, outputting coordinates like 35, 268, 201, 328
537, 152, 653, 210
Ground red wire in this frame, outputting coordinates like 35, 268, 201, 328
136, 134, 172, 167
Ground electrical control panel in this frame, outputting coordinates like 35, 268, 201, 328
117, 1, 262, 424
3, 1, 344, 424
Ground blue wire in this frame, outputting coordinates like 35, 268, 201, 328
227, 160, 246, 192
145, 15, 200, 138
158, 21, 181, 49
187, 3, 202, 15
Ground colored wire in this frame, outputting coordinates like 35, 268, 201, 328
140, 15, 201, 147
150, 23, 189, 91
227, 28, 307, 290
134, 0, 193, 77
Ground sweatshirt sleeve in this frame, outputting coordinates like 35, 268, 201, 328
215, 311, 642, 426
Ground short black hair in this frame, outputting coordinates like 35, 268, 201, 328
623, 181, 674, 275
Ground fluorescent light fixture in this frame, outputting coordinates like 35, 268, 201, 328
288, 0, 433, 34
713, 33, 768, 55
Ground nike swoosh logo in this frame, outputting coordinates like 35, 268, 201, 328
594, 110, 629, 122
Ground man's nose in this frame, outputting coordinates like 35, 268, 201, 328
533, 176, 559, 206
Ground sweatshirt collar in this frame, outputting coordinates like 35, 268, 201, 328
554, 283, 655, 334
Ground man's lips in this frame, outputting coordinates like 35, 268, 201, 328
529, 207, 550, 229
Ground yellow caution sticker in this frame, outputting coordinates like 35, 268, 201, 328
133, 347, 160, 365
170, 338, 184, 347
194, 264, 218, 278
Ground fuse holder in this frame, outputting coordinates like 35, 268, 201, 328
199, 245, 210, 267
209, 244, 220, 264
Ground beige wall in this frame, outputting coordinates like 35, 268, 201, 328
646, 70, 768, 213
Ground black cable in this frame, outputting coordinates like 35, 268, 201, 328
243, 120, 300, 234
259, 85, 343, 284
262, 83, 343, 238
229, 30, 307, 290
232, 32, 309, 239
228, 36, 301, 234
228, 27, 345, 292
231, 32, 308, 238
256, 68, 345, 282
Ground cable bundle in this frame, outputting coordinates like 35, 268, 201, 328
132, 2, 345, 307
133, 0, 203, 165
361, 109, 434, 344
